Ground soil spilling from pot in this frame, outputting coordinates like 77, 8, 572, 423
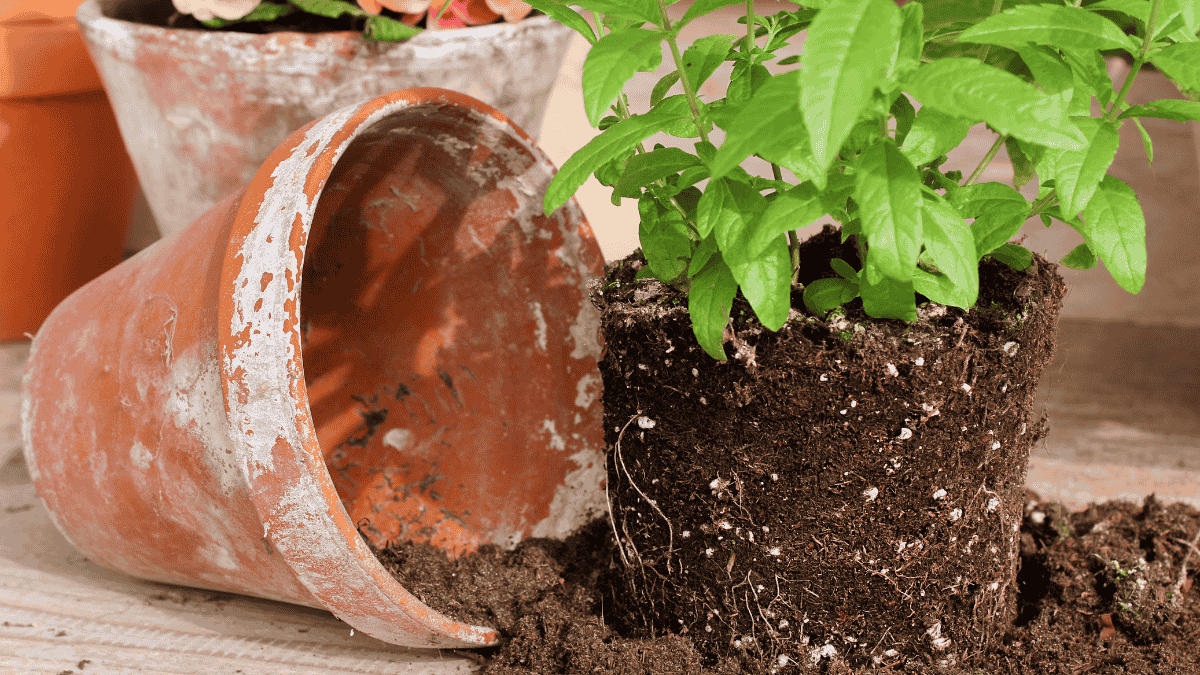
370, 493, 1199, 673
365, 227, 1198, 672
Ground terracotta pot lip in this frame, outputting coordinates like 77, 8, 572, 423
77, 0, 566, 57
215, 87, 536, 649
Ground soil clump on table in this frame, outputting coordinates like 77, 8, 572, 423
370, 493, 1199, 674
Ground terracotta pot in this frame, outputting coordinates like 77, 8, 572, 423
21, 87, 607, 648
77, 0, 575, 238
0, 2, 139, 341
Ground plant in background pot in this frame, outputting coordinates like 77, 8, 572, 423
534, 0, 1200, 669
76, 0, 576, 238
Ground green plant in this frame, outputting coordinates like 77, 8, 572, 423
535, 0, 1200, 359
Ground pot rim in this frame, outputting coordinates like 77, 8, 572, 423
215, 86, 547, 649
76, 0, 568, 61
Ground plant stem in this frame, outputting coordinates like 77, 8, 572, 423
1104, 0, 1163, 123
976, 0, 1006, 64
656, 0, 710, 144
745, 0, 756, 70
963, 133, 1007, 186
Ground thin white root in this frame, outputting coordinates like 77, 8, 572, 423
615, 413, 675, 570
1170, 526, 1200, 607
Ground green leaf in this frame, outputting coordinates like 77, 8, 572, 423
1060, 241, 1098, 270
1043, 117, 1121, 219
912, 267, 972, 308
988, 243, 1034, 270
831, 258, 859, 281
699, 178, 770, 247
683, 35, 736, 95
650, 71, 680, 107
1078, 174, 1147, 293
949, 182, 1030, 259
729, 236, 793, 331
1131, 117, 1153, 166
689, 232, 720, 277
804, 277, 860, 315
1119, 99, 1200, 122
525, 0, 598, 43
1060, 46, 1114, 108
1085, 0, 1151, 25
288, 0, 366, 18
544, 98, 690, 213
612, 147, 703, 201
896, 2, 924, 77
582, 28, 664, 126
679, 0, 743, 29
958, 4, 1136, 52
1012, 44, 1075, 96
364, 15, 422, 41
1006, 136, 1037, 189
901, 58, 1087, 150
801, 0, 901, 172
859, 253, 918, 320
711, 70, 805, 179
855, 139, 923, 282
891, 94, 916, 147
900, 106, 971, 166
572, 0, 661, 26
198, 1, 295, 27
638, 195, 692, 283
750, 183, 826, 256
919, 193, 978, 307
689, 254, 738, 359
727, 61, 772, 104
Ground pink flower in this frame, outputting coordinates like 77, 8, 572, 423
171, 0, 260, 20
355, 0, 531, 27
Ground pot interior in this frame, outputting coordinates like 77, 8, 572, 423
297, 101, 605, 558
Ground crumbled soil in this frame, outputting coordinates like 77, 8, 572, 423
370, 494, 1199, 674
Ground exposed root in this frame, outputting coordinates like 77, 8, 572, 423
1171, 526, 1200, 607
614, 413, 675, 570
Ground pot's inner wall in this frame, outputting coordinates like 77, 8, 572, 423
298, 103, 604, 558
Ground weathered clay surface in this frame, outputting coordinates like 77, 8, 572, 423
22, 88, 605, 649
77, 0, 574, 236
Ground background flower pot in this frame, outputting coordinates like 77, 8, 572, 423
77, 0, 575, 238
21, 87, 606, 648
0, 1, 139, 341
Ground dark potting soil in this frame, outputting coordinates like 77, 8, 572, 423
370, 494, 1199, 674
367, 226, 1197, 672
590, 226, 1066, 668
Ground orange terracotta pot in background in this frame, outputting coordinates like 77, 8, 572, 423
0, 3, 140, 341
21, 88, 607, 648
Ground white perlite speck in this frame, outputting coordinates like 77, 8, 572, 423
886, 363, 899, 377
637, 416, 656, 429
987, 497, 1002, 512
863, 486, 879, 502
898, 428, 913, 440
1002, 341, 1019, 356
949, 508, 962, 522
932, 488, 947, 500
